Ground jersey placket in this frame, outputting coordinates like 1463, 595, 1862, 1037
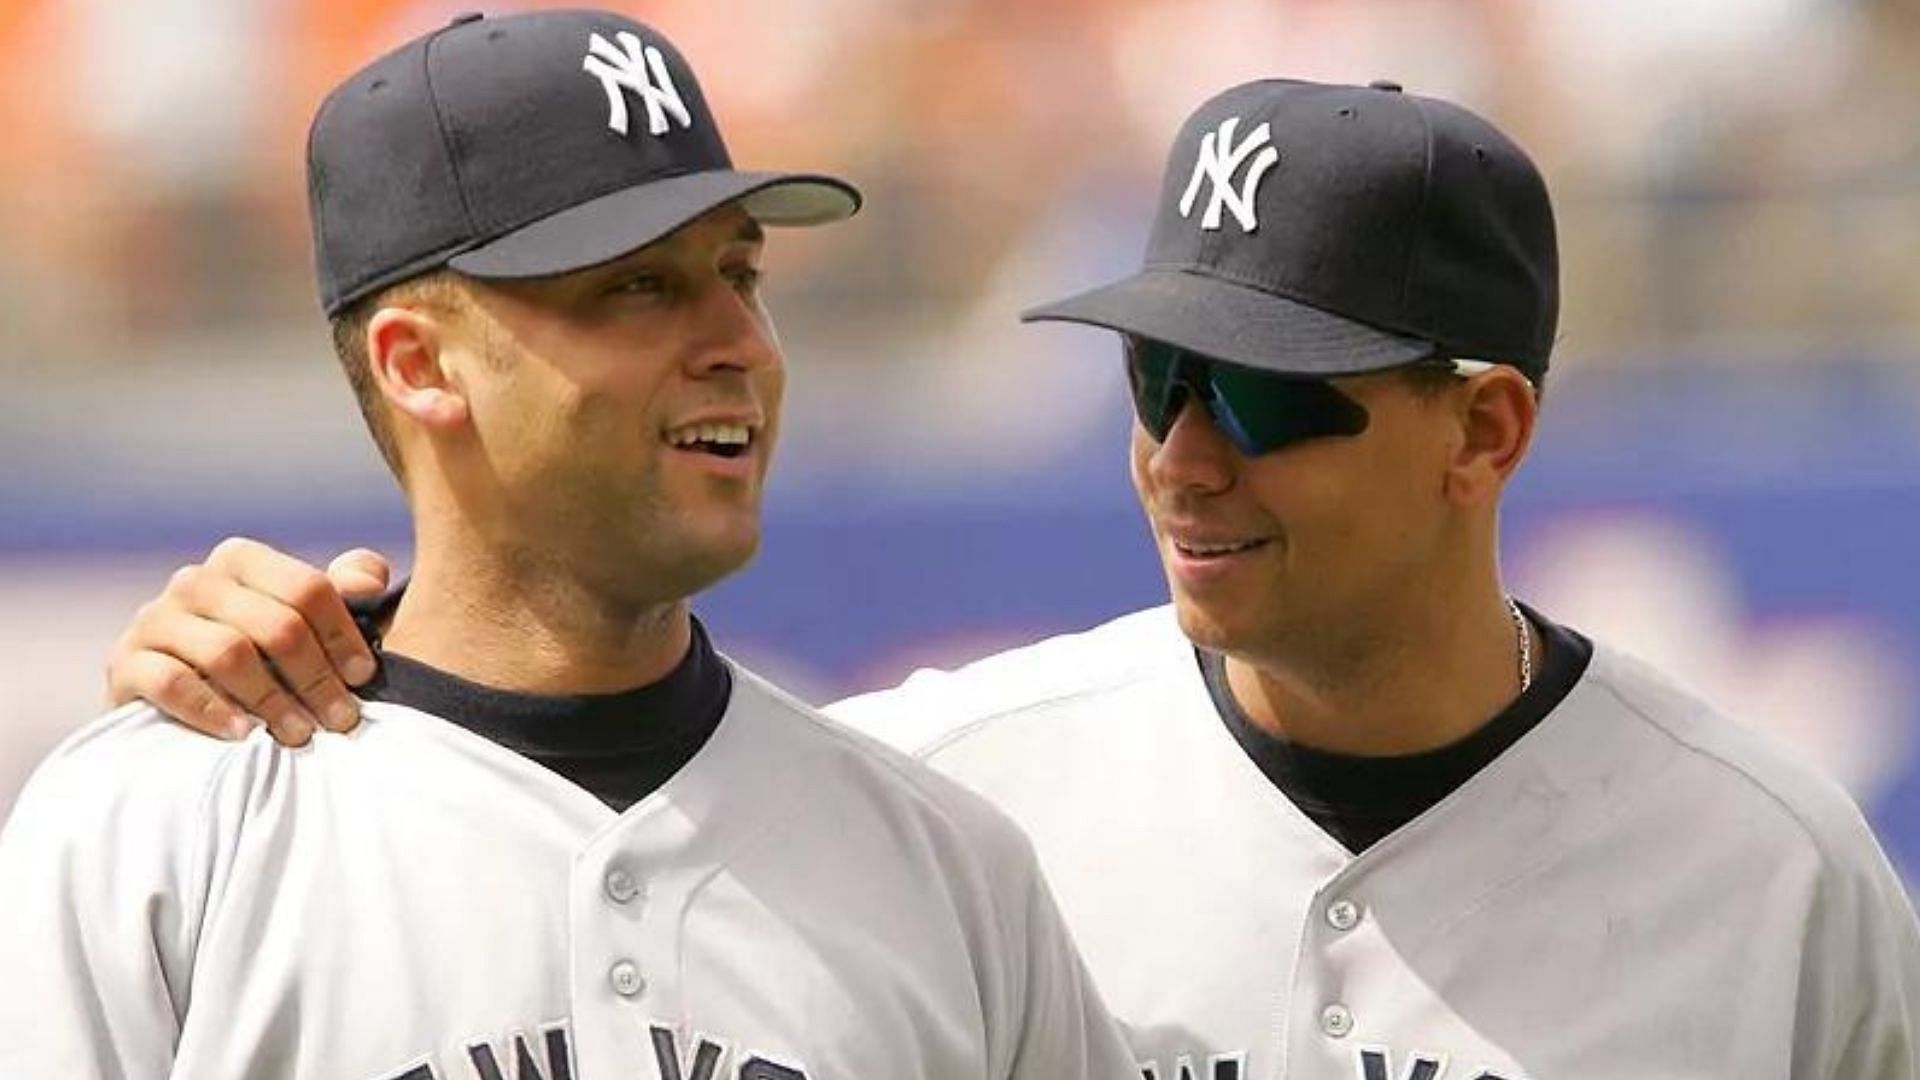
565, 699, 790, 1076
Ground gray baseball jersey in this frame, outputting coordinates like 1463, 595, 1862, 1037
0, 664, 1135, 1079
829, 605, 1920, 1079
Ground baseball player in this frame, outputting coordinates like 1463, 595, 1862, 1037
99, 81, 1920, 1076
0, 11, 1137, 1079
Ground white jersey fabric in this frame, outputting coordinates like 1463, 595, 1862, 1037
0, 664, 1135, 1080
829, 605, 1920, 1080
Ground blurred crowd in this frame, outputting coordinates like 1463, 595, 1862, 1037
2, 0, 1918, 384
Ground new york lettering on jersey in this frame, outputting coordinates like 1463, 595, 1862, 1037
1353, 1047, 1514, 1080
1134, 1049, 1519, 1080
1138, 1051, 1245, 1080
376, 1022, 806, 1080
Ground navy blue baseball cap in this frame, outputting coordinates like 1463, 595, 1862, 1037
1022, 79, 1557, 380
307, 9, 861, 316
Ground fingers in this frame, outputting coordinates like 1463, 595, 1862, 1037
207, 537, 379, 692
141, 604, 320, 745
104, 621, 325, 746
326, 548, 392, 600
102, 536, 381, 747
188, 578, 360, 736
106, 646, 253, 740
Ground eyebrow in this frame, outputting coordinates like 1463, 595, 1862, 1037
733, 218, 766, 245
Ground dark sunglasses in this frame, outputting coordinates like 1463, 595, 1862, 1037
1123, 336, 1495, 456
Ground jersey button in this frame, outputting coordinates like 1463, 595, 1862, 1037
605, 867, 642, 905
609, 959, 645, 998
1320, 1003, 1354, 1039
1326, 898, 1361, 931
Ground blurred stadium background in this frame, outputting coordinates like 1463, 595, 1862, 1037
4, 0, 1920, 888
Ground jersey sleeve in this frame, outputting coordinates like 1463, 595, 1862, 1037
827, 610, 1180, 760
1796, 812, 1920, 1079
825, 669, 975, 757
988, 827, 1139, 1080
0, 709, 220, 1076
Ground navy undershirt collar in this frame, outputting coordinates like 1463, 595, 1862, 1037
352, 587, 730, 812
1199, 603, 1593, 854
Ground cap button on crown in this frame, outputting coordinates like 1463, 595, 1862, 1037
448, 11, 484, 26
1367, 79, 1403, 92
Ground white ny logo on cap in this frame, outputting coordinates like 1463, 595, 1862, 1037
582, 31, 692, 137
1178, 117, 1278, 232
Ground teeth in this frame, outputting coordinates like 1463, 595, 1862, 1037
668, 422, 752, 447
1177, 539, 1262, 556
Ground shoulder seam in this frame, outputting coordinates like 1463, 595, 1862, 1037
910, 607, 1190, 758
914, 661, 1168, 760
1590, 657, 1836, 858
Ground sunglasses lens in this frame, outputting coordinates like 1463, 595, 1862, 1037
1124, 337, 1184, 440
1125, 338, 1371, 454
1205, 362, 1371, 455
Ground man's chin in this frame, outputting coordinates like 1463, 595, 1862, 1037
669, 525, 759, 583
1167, 589, 1244, 654
592, 518, 760, 604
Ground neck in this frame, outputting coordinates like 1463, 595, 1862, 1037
382, 517, 693, 695
1223, 578, 1536, 757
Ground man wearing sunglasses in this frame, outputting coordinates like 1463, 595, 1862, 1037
96, 79, 1920, 1076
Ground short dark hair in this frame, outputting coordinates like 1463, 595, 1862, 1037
326, 272, 461, 480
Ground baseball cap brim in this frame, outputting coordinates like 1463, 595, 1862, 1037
448, 169, 860, 280
1020, 268, 1436, 377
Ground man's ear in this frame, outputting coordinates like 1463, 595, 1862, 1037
366, 305, 469, 431
1442, 367, 1537, 508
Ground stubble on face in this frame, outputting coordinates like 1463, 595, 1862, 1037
444, 213, 782, 619
1130, 373, 1457, 675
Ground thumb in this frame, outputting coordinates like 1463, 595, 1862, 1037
326, 548, 393, 600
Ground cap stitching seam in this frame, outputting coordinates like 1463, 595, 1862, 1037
421, 26, 481, 240
1400, 98, 1437, 317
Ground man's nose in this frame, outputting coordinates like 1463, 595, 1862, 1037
686, 279, 779, 375
1147, 397, 1237, 494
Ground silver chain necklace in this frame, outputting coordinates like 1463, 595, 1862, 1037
1505, 595, 1533, 694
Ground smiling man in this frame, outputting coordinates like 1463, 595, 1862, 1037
0, 11, 1135, 1079
92, 77, 1920, 1078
